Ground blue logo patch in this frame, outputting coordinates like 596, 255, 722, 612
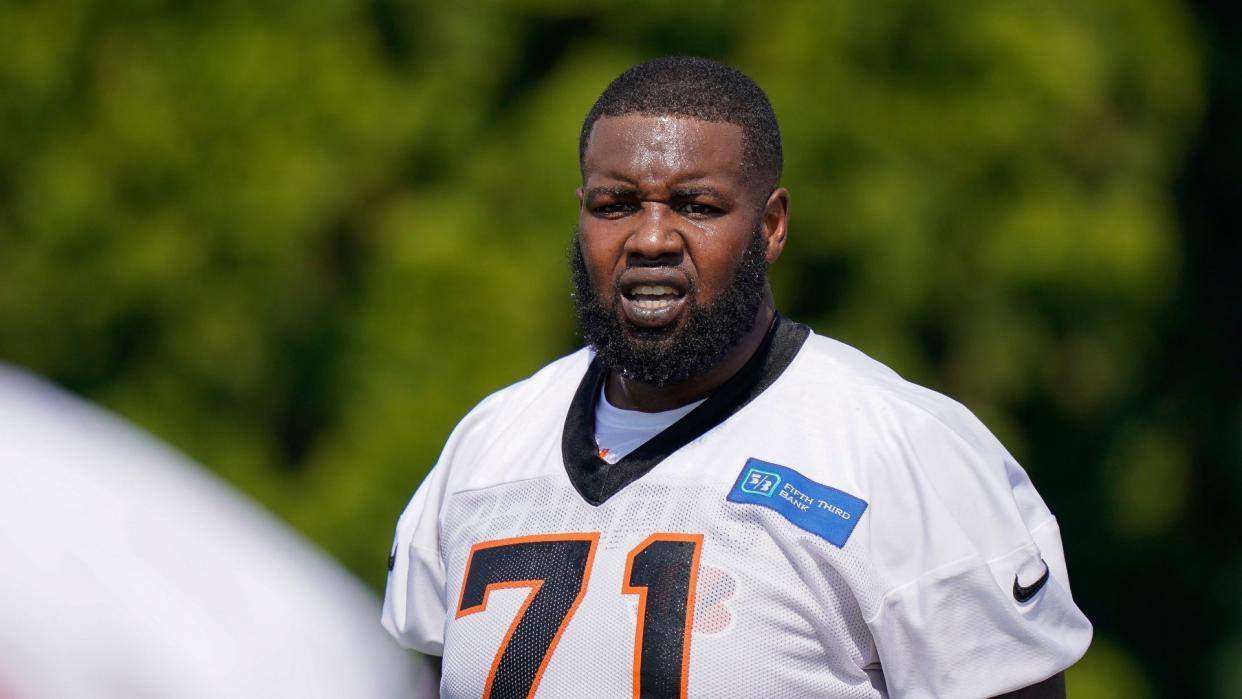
727, 458, 867, 548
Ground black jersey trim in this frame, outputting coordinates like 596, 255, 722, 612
562, 315, 811, 506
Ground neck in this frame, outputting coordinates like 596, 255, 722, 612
605, 303, 776, 412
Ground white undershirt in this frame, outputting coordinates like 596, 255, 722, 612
594, 385, 706, 464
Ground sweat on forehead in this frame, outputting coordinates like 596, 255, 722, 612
581, 115, 745, 183
579, 57, 783, 192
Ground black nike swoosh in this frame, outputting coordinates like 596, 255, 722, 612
1013, 559, 1050, 603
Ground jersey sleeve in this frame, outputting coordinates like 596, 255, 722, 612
863, 401, 1092, 697
381, 390, 507, 654
381, 462, 450, 654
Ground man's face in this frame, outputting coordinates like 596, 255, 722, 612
572, 114, 776, 387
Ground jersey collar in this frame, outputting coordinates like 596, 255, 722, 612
562, 314, 811, 506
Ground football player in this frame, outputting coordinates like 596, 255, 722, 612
383, 56, 1090, 698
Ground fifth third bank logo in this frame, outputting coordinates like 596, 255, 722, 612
741, 467, 781, 496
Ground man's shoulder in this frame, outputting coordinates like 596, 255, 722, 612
773, 327, 1018, 491
787, 328, 1064, 604
791, 329, 982, 435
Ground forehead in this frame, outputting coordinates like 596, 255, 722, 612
582, 115, 745, 186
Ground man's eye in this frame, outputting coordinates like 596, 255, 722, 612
592, 202, 636, 217
680, 202, 720, 216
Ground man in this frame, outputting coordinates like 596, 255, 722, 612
383, 57, 1091, 698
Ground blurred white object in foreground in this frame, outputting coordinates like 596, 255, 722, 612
0, 364, 437, 698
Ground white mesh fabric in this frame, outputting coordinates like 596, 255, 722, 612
437, 477, 885, 699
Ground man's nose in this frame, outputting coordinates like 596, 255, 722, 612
624, 203, 683, 264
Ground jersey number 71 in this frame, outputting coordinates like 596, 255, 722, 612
455, 532, 703, 699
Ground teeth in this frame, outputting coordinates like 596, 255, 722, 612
634, 298, 676, 310
632, 284, 678, 296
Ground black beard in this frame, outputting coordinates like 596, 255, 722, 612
569, 230, 769, 388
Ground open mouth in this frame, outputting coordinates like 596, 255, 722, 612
627, 284, 684, 310
619, 271, 689, 328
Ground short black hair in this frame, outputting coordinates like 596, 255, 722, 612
579, 57, 783, 193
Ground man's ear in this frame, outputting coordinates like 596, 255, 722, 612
761, 188, 790, 263
576, 187, 585, 207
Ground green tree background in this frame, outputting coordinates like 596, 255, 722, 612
1, 0, 1237, 695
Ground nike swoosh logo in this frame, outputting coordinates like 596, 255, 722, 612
1013, 559, 1050, 603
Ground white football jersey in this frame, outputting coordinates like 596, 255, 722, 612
383, 319, 1092, 698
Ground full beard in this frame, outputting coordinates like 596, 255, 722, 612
569, 229, 770, 388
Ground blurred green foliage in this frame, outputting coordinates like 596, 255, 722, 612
1, 0, 1237, 695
